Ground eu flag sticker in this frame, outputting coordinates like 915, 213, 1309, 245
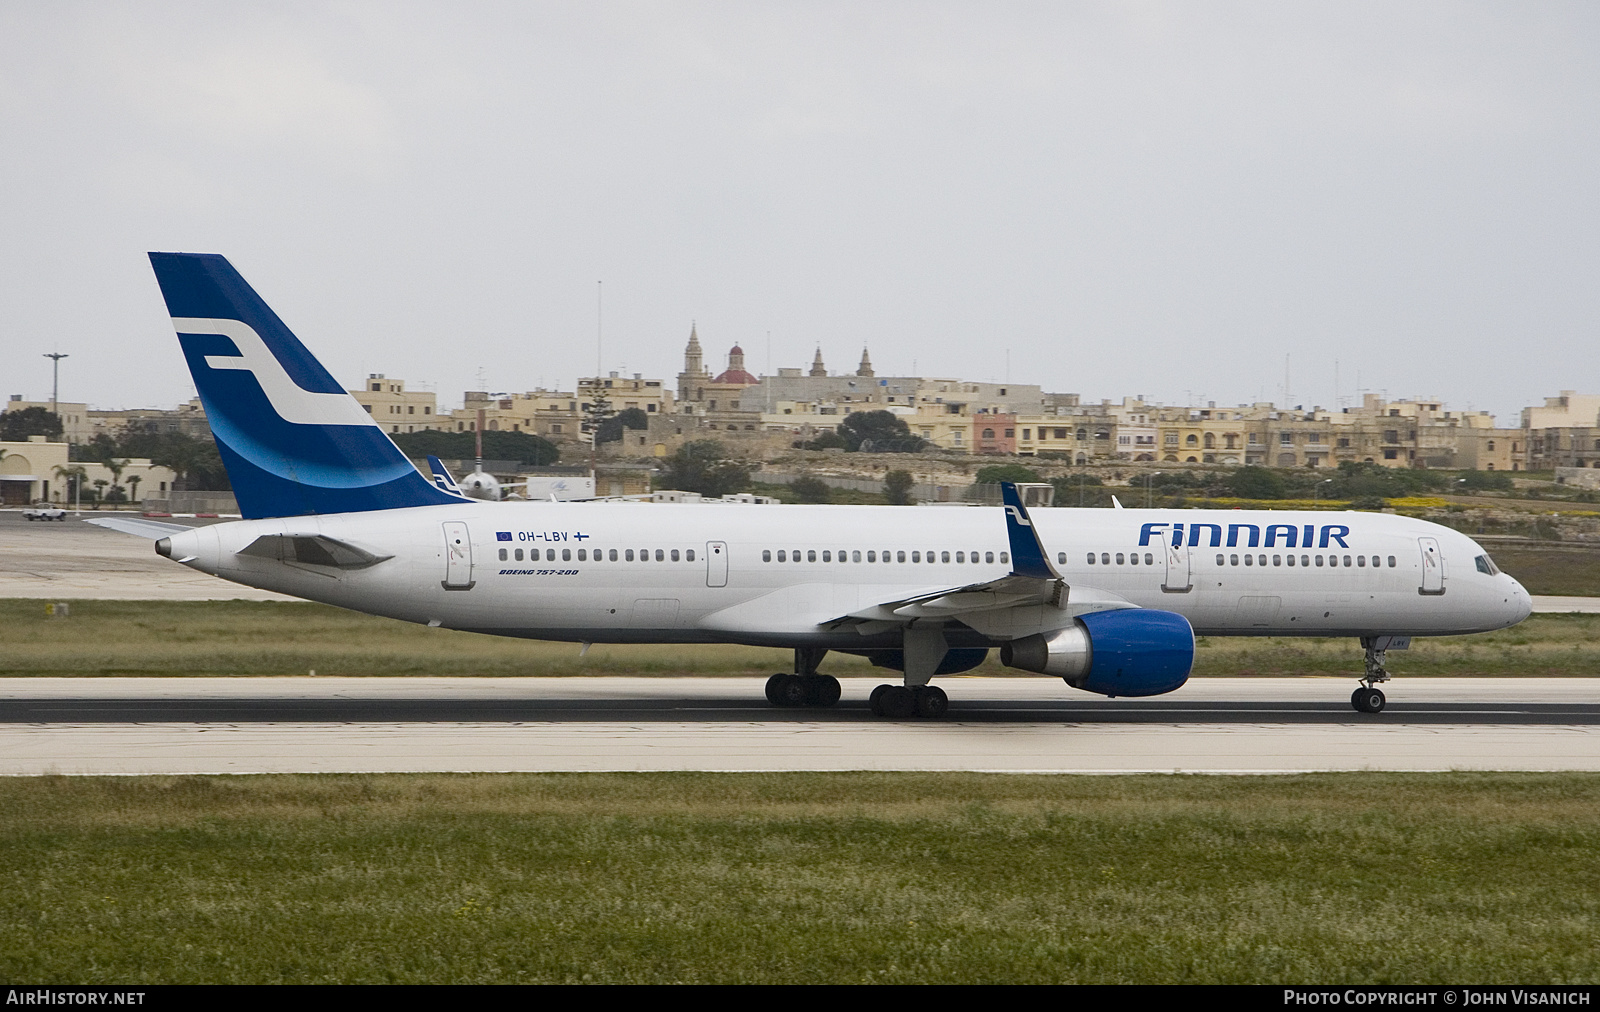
496, 532, 513, 542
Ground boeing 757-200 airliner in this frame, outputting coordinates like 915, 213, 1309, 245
89, 253, 1532, 718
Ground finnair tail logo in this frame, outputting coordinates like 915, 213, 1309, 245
172, 318, 375, 428
1004, 505, 1032, 527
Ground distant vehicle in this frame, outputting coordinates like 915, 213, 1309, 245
22, 503, 67, 521
90, 252, 1534, 719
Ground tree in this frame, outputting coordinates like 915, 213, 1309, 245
788, 476, 831, 503
801, 429, 849, 451
836, 411, 926, 452
91, 478, 107, 507
0, 407, 62, 441
1458, 469, 1513, 492
1227, 466, 1285, 499
656, 440, 752, 497
884, 469, 915, 505
53, 464, 87, 505
126, 474, 142, 503
975, 463, 1041, 485
597, 407, 649, 444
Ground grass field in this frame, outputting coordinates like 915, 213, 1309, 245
4, 598, 1599, 678
1484, 547, 1600, 597
1, 772, 1596, 984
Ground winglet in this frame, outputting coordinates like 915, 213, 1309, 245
1001, 482, 1061, 581
427, 455, 465, 495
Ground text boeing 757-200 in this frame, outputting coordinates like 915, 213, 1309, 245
88, 253, 1532, 718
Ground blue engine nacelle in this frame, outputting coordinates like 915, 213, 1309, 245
999, 609, 1194, 697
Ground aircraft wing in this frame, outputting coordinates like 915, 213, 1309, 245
822, 482, 1136, 636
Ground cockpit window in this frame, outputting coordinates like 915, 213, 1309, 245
1475, 554, 1500, 576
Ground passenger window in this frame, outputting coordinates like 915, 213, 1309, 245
941, 552, 951, 563
1259, 555, 1267, 566
822, 551, 831, 563
867, 551, 876, 563
1230, 554, 1239, 566
1273, 555, 1281, 566
625, 549, 635, 561
959, 552, 967, 564
1128, 553, 1138, 566
498, 548, 508, 561
609, 549, 618, 561
793, 549, 801, 562
1343, 555, 1351, 567
1315, 555, 1323, 567
1301, 555, 1309, 566
853, 551, 862, 562
550, 549, 559, 562
927, 550, 936, 562
1372, 556, 1380, 568
776, 550, 785, 562
514, 548, 523, 561
1357, 555, 1366, 567
1101, 553, 1110, 565
1388, 556, 1396, 567
654, 549, 664, 561
1000, 552, 1009, 563
985, 552, 994, 564
1088, 553, 1097, 565
1215, 554, 1225, 565
578, 549, 587, 561
563, 549, 572, 562
912, 552, 921, 563
1144, 553, 1153, 565
807, 550, 817, 562
1244, 554, 1253, 566
898, 551, 907, 563
671, 549, 680, 562
763, 550, 772, 562
687, 550, 695, 561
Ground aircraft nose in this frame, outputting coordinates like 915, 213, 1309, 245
1507, 578, 1533, 624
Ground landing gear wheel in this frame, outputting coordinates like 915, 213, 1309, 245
806, 675, 842, 707
913, 685, 948, 719
1351, 687, 1386, 714
877, 685, 916, 719
765, 673, 787, 706
869, 683, 892, 716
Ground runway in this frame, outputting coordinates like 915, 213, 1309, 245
2, 676, 1595, 775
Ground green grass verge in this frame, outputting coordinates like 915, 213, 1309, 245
4, 599, 1599, 677
2, 772, 1597, 983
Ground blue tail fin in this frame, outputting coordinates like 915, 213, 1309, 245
1000, 481, 1061, 581
148, 252, 470, 519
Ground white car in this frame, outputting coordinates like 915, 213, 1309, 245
22, 503, 67, 521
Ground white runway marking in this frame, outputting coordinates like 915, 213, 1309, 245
0, 677, 1595, 775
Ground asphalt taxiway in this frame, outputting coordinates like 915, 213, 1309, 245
2, 676, 1595, 775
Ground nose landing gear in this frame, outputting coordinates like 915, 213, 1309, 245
1352, 636, 1391, 713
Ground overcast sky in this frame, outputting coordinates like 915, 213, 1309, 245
2, 2, 1597, 423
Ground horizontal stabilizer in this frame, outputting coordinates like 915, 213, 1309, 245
82, 516, 193, 539
236, 533, 393, 569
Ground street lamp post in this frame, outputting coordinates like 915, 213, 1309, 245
1313, 478, 1333, 504
1146, 471, 1161, 508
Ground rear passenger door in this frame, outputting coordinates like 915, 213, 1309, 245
705, 541, 728, 587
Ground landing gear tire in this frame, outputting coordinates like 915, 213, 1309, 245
871, 684, 916, 719
806, 675, 842, 707
913, 685, 948, 719
1351, 687, 1386, 714
869, 683, 891, 717
765, 673, 808, 707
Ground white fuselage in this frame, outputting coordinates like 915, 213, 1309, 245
158, 503, 1532, 651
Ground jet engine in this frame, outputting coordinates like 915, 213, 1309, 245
1000, 608, 1194, 697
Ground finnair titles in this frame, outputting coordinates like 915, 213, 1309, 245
89, 253, 1532, 720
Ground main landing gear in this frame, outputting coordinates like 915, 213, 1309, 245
1351, 636, 1392, 714
869, 683, 947, 719
765, 647, 841, 708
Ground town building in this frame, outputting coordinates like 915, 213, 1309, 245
350, 375, 445, 435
